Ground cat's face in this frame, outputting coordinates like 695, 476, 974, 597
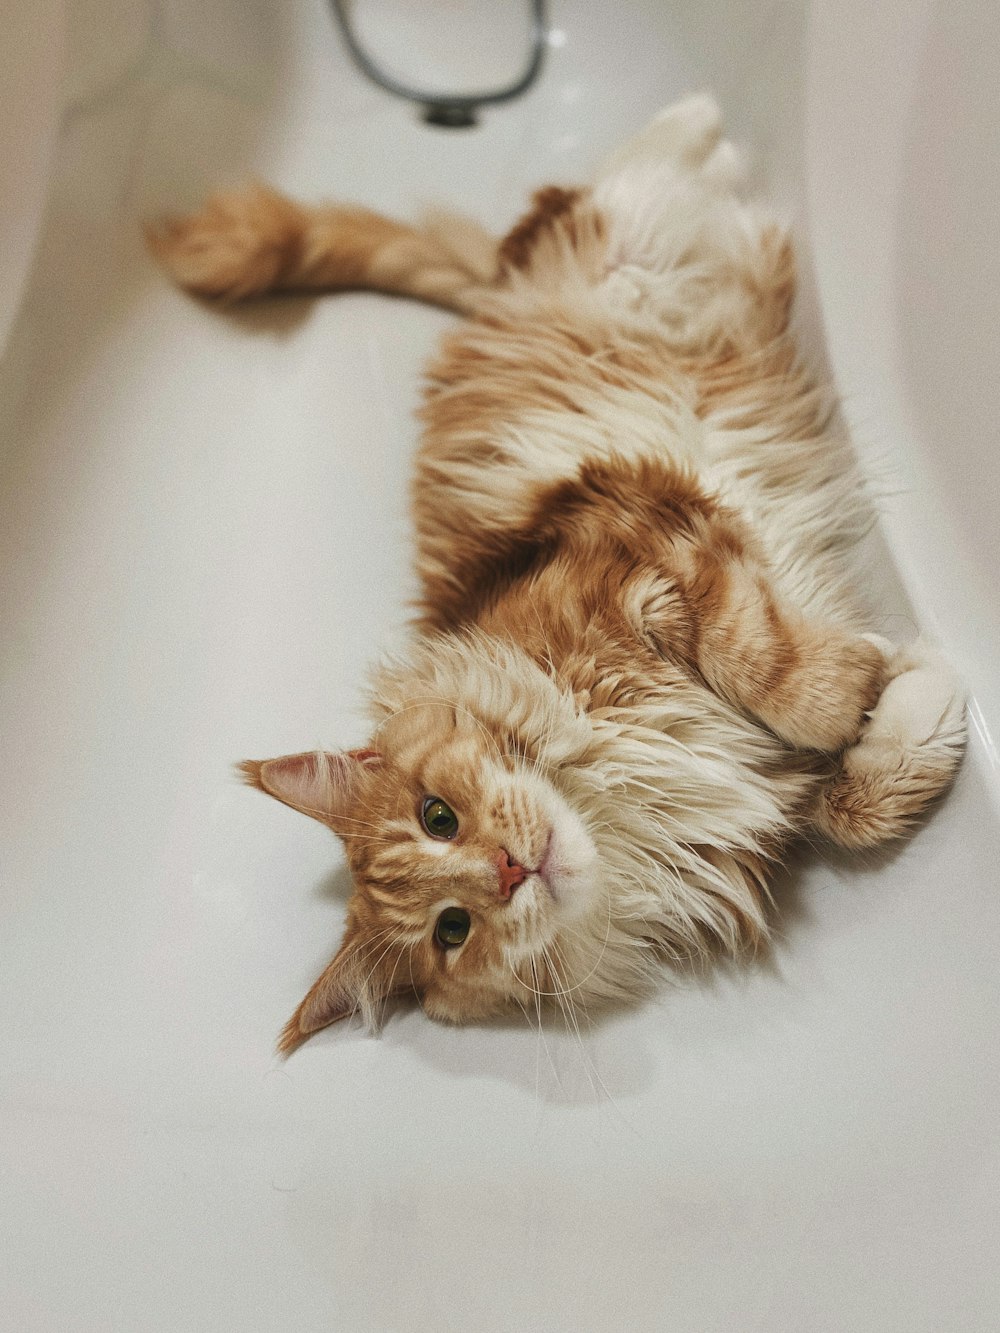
243, 701, 601, 1050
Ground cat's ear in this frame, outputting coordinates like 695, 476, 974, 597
276, 916, 405, 1055
238, 749, 380, 828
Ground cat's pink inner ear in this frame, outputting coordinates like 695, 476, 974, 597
277, 944, 357, 1055
277, 921, 403, 1055
239, 748, 380, 826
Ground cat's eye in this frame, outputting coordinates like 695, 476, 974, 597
421, 796, 459, 840
435, 906, 471, 949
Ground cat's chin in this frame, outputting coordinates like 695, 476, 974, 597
532, 801, 601, 927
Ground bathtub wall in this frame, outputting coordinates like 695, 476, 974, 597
806, 0, 1000, 786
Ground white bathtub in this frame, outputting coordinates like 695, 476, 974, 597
2, 2, 998, 1328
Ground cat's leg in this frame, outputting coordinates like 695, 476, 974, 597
810, 641, 966, 848
591, 98, 794, 355
639, 540, 888, 753
148, 185, 498, 313
681, 559, 888, 753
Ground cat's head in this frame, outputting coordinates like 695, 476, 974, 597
243, 699, 602, 1053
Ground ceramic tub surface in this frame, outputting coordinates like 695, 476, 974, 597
1, 1, 998, 1329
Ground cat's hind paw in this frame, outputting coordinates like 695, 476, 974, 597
646, 94, 724, 169
599, 93, 734, 180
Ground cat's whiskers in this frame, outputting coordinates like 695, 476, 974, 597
542, 938, 602, 1103
379, 933, 414, 1028
319, 923, 400, 1030
547, 936, 635, 1126
510, 989, 558, 1102
336, 810, 407, 845
355, 924, 410, 1029
529, 886, 616, 1001
342, 924, 399, 980
336, 814, 395, 833
529, 954, 567, 1098
338, 921, 395, 964
341, 923, 395, 961
501, 947, 571, 1091
406, 951, 431, 1022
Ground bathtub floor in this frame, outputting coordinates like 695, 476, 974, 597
2, 2, 999, 1329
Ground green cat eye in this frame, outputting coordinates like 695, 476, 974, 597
435, 906, 471, 948
421, 796, 459, 840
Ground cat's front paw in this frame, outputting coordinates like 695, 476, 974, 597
812, 640, 966, 848
146, 184, 302, 300
768, 635, 888, 753
861, 640, 967, 751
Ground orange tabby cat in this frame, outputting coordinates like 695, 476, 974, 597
151, 97, 965, 1053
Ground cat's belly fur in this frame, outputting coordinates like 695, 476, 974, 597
415, 294, 870, 642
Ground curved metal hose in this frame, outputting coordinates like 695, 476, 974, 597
329, 0, 548, 125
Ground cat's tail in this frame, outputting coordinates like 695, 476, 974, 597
810, 641, 966, 850
146, 183, 499, 313
147, 95, 785, 341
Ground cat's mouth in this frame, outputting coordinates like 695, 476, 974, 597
534, 829, 557, 900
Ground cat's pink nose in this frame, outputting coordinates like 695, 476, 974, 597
496, 849, 527, 900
